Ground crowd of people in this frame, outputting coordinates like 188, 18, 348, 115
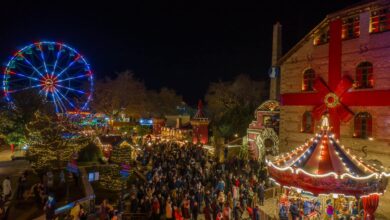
121, 142, 269, 220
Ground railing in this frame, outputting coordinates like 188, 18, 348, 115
258, 209, 278, 220
264, 186, 280, 199
54, 167, 96, 217
258, 186, 281, 219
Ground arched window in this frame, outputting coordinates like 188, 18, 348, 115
356, 62, 374, 89
354, 112, 372, 139
302, 111, 314, 133
302, 69, 316, 91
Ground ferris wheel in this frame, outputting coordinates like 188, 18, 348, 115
3, 41, 93, 113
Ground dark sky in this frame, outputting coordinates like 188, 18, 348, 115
1, 0, 361, 105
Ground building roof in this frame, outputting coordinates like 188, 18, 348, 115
193, 100, 207, 120
277, 0, 388, 66
256, 100, 280, 112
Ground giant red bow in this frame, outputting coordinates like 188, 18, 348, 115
281, 19, 390, 138
312, 76, 355, 135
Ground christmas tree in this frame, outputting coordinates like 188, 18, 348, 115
109, 140, 132, 165
26, 111, 90, 172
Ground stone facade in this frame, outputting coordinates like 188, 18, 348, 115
277, 1, 390, 216
279, 2, 390, 166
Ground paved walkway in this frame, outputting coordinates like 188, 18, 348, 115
0, 150, 12, 161
258, 197, 279, 219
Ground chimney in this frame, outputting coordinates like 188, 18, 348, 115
269, 22, 282, 100
271, 22, 282, 66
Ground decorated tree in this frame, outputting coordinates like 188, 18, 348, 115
26, 111, 90, 172
110, 141, 132, 165
0, 91, 48, 149
98, 165, 123, 191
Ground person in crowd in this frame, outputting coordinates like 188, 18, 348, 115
289, 200, 300, 220
70, 201, 81, 220
46, 170, 54, 189
279, 203, 288, 220
258, 183, 265, 206
121, 142, 269, 220
165, 197, 173, 220
79, 204, 88, 220
99, 199, 110, 220
151, 196, 160, 220
17, 172, 27, 199
44, 194, 56, 220
2, 177, 11, 201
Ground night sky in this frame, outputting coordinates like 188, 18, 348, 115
0, 0, 361, 105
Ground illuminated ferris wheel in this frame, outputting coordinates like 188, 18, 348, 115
3, 41, 93, 113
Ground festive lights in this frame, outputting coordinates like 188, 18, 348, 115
3, 41, 93, 113
340, 173, 378, 180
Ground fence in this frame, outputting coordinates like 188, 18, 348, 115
54, 167, 96, 218
257, 186, 281, 219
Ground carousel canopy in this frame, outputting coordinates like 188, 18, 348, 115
267, 115, 389, 197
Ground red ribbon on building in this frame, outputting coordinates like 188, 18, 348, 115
281, 19, 390, 137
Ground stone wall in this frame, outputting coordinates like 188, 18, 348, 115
279, 14, 390, 217
279, 30, 390, 164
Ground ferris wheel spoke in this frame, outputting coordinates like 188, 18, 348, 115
53, 90, 68, 112
21, 56, 45, 78
8, 84, 43, 93
14, 73, 40, 82
55, 55, 81, 79
56, 74, 89, 83
51, 48, 62, 77
37, 45, 49, 74
51, 93, 60, 113
54, 88, 75, 109
56, 84, 85, 94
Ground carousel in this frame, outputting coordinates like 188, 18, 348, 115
267, 115, 389, 219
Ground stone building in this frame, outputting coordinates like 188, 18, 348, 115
275, 1, 390, 216
277, 0, 390, 166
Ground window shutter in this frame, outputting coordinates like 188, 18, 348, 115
386, 13, 390, 30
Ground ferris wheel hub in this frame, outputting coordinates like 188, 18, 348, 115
41, 74, 57, 93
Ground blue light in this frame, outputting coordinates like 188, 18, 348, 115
139, 118, 153, 126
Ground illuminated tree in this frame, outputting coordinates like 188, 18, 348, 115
110, 141, 132, 165
0, 91, 48, 148
26, 111, 90, 172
